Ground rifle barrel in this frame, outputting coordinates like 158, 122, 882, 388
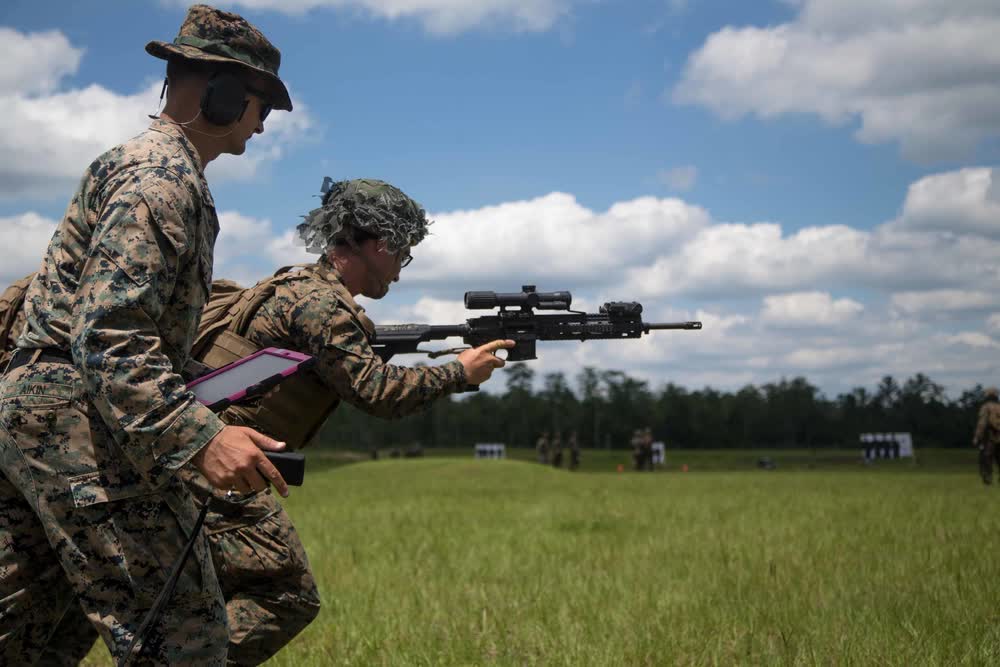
644, 321, 702, 331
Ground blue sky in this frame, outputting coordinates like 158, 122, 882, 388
2, 0, 999, 397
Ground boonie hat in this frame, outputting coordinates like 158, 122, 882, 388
146, 4, 292, 111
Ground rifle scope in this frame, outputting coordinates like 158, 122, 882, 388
465, 285, 572, 311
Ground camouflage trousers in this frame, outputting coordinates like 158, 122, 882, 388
182, 470, 321, 665
0, 361, 229, 665
980, 440, 1000, 484
31, 459, 321, 666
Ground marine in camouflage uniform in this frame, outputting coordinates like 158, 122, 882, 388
0, 5, 292, 665
974, 387, 1000, 485
536, 431, 550, 464
567, 430, 581, 471
550, 431, 564, 468
630, 429, 643, 471
156, 178, 512, 663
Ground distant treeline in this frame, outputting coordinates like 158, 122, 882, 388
318, 364, 988, 450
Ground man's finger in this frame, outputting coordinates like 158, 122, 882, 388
244, 427, 286, 452
232, 476, 254, 495
241, 471, 266, 495
256, 452, 289, 497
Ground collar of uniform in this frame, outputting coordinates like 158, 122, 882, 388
147, 118, 215, 210
311, 258, 370, 322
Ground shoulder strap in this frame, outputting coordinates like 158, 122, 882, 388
191, 266, 313, 360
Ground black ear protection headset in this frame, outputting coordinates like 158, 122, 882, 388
151, 69, 272, 126
200, 71, 250, 126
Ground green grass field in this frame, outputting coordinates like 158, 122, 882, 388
85, 449, 1000, 665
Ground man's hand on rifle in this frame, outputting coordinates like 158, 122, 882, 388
193, 425, 290, 497
458, 339, 516, 385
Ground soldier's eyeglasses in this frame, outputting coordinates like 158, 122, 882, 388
399, 251, 413, 268
245, 85, 273, 122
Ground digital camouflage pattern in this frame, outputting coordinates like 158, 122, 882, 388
145, 3, 292, 111
18, 117, 226, 486
176, 258, 467, 662
298, 178, 431, 254
0, 119, 229, 664
176, 468, 320, 666
231, 259, 466, 426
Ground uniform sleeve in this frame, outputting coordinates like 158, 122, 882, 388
71, 178, 224, 481
273, 288, 467, 418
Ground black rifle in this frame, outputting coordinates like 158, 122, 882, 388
372, 285, 701, 364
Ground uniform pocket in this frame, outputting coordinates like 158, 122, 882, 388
1, 365, 155, 509
206, 493, 305, 583
66, 470, 157, 509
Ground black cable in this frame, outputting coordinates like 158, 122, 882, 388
118, 500, 210, 666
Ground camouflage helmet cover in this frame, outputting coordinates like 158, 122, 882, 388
298, 178, 431, 254
986, 386, 999, 399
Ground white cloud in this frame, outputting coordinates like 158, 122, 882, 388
265, 229, 317, 269
761, 291, 864, 327
891, 167, 1000, 239
0, 213, 57, 285
657, 165, 698, 192
382, 297, 468, 326
890, 290, 999, 316
673, 1, 1000, 161
1, 81, 153, 199
945, 332, 999, 349
0, 27, 313, 201
404, 192, 709, 288
623, 222, 870, 298
182, 0, 576, 35
0, 27, 82, 95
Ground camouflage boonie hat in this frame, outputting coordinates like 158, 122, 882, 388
298, 178, 431, 254
986, 387, 999, 399
146, 4, 292, 111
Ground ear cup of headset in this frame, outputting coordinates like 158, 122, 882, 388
200, 72, 247, 126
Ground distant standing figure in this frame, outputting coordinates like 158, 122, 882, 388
550, 432, 564, 468
630, 429, 643, 471
640, 427, 655, 471
974, 386, 1000, 485
568, 430, 581, 470
536, 431, 550, 464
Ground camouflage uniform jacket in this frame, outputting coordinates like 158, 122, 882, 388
974, 400, 1000, 447
216, 259, 467, 441
12, 118, 225, 485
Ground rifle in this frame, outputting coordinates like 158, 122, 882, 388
372, 285, 701, 364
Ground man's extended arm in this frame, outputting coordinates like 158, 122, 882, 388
280, 289, 467, 418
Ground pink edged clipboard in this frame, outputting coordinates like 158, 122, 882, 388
186, 347, 315, 414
